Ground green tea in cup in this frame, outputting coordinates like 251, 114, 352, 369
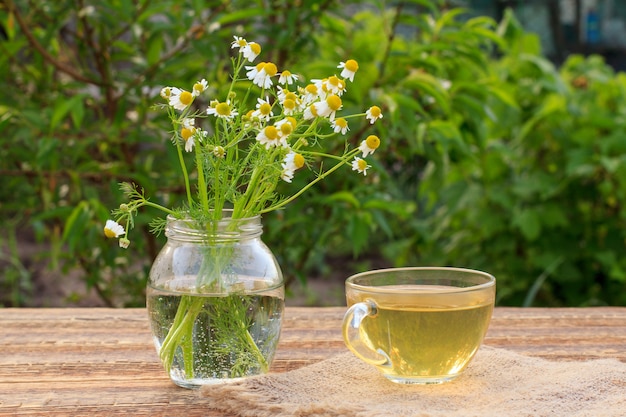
343, 267, 495, 384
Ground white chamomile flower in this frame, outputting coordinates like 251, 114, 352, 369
168, 87, 194, 111
351, 157, 371, 176
104, 220, 125, 238
275, 118, 294, 140
311, 78, 328, 99
338, 59, 359, 82
182, 118, 195, 129
252, 96, 273, 122
242, 42, 261, 62
300, 83, 320, 105
206, 101, 238, 120
278, 88, 300, 114
246, 62, 278, 89
303, 104, 318, 120
281, 151, 305, 183
192, 79, 208, 97
281, 97, 297, 115
231, 36, 247, 50
182, 127, 196, 152
365, 105, 383, 124
278, 70, 298, 85
313, 94, 342, 121
160, 87, 172, 100
359, 135, 381, 157
331, 118, 349, 135
245, 62, 262, 81
323, 76, 346, 96
256, 125, 281, 149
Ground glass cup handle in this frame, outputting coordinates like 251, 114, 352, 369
342, 301, 391, 367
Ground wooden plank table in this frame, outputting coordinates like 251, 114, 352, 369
1, 307, 625, 416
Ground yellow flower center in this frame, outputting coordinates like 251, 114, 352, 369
236, 39, 247, 47
279, 122, 293, 136
249, 42, 261, 55
282, 70, 292, 78
309, 104, 318, 117
294, 153, 305, 169
216, 102, 231, 116
357, 159, 368, 171
335, 118, 348, 128
326, 95, 342, 111
328, 76, 340, 87
104, 227, 117, 238
181, 127, 195, 140
264, 126, 279, 140
345, 59, 359, 72
283, 98, 296, 111
259, 102, 272, 115
256, 62, 265, 71
179, 91, 193, 106
264, 62, 278, 77
365, 135, 380, 150
193, 82, 205, 94
285, 92, 298, 102
287, 116, 298, 129
369, 106, 382, 118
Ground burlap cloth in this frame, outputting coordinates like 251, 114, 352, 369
200, 346, 626, 417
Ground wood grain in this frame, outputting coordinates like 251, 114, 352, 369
1, 307, 625, 416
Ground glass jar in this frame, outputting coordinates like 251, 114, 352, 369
146, 211, 284, 388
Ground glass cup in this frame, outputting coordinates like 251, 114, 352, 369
343, 267, 495, 384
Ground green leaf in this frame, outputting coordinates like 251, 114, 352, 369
401, 71, 450, 115
324, 191, 360, 209
62, 201, 90, 252
513, 208, 541, 241
389, 93, 428, 118
486, 85, 520, 111
50, 94, 86, 132
217, 8, 266, 25
348, 212, 371, 256
566, 149, 596, 177
468, 27, 506, 50
516, 94, 566, 142
427, 120, 468, 154
402, 0, 441, 14
146, 35, 164, 66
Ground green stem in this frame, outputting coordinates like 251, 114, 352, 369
261, 148, 360, 213
245, 328, 269, 372
159, 295, 205, 376
176, 142, 194, 208
141, 200, 178, 216
195, 144, 209, 211
233, 163, 265, 218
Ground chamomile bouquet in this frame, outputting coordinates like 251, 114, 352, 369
104, 35, 383, 384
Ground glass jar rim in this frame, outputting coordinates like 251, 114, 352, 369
165, 209, 262, 241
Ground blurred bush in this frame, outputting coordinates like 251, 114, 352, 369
1, 0, 625, 307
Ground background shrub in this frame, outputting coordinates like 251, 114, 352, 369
2, 0, 625, 307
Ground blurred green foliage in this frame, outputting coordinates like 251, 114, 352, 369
1, 0, 625, 307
